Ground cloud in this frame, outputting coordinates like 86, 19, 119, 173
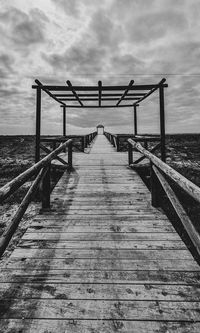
52, 0, 80, 17
0, 0, 200, 134
43, 44, 107, 75
14, 21, 44, 45
0, 54, 15, 77
128, 10, 188, 44
0, 7, 45, 47
89, 8, 123, 47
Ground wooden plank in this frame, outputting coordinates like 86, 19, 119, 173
5, 258, 199, 271
28, 224, 175, 232
22, 232, 180, 241
11, 248, 193, 260
32, 215, 170, 222
0, 299, 199, 320
1, 319, 200, 333
1, 269, 200, 284
19, 239, 187, 249
0, 283, 199, 301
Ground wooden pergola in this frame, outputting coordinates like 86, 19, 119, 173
32, 78, 168, 162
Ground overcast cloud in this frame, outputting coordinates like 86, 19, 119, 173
0, 0, 200, 134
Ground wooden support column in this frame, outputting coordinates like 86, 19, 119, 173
35, 86, 41, 163
41, 164, 51, 210
150, 162, 161, 207
134, 105, 138, 136
128, 142, 133, 165
159, 85, 166, 162
63, 106, 66, 137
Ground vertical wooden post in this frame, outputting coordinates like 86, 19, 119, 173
63, 106, 66, 137
81, 137, 85, 152
128, 142, 133, 165
134, 105, 138, 136
68, 141, 73, 170
52, 141, 56, 151
35, 87, 41, 163
42, 164, 51, 209
159, 85, 166, 162
150, 162, 161, 207
116, 136, 119, 151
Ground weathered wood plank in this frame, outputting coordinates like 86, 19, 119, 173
28, 223, 175, 232
0, 319, 200, 333
0, 283, 199, 301
19, 239, 187, 249
22, 232, 180, 241
0, 299, 200, 320
10, 248, 193, 260
1, 269, 200, 284
5, 258, 199, 271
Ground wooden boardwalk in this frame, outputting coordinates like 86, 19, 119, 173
0, 134, 200, 332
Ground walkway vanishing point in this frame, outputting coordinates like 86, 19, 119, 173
0, 134, 200, 332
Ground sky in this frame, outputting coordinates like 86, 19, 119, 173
0, 0, 200, 135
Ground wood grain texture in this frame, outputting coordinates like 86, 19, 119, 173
0, 134, 200, 332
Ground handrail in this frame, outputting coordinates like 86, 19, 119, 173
0, 168, 46, 257
152, 165, 200, 256
40, 131, 97, 152
128, 138, 200, 256
128, 138, 200, 204
0, 139, 72, 203
0, 139, 73, 256
105, 131, 161, 152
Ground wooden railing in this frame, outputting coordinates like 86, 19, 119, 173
104, 131, 160, 152
128, 138, 200, 256
40, 131, 97, 155
0, 139, 73, 257
104, 132, 120, 151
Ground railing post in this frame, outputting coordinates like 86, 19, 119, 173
159, 85, 166, 162
52, 141, 56, 151
41, 164, 51, 210
116, 136, 119, 151
82, 137, 85, 151
68, 141, 73, 170
128, 142, 133, 165
134, 105, 138, 136
35, 86, 41, 163
84, 135, 87, 148
63, 106, 66, 137
150, 162, 161, 207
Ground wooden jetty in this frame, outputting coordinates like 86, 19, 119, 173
0, 134, 200, 332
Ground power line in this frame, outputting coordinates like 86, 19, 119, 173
66, 73, 200, 76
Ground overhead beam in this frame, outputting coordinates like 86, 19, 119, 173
34, 80, 66, 106
64, 104, 137, 108
133, 78, 166, 106
54, 93, 146, 97
98, 81, 102, 107
32, 84, 168, 91
116, 80, 134, 106
59, 97, 140, 101
66, 80, 83, 106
